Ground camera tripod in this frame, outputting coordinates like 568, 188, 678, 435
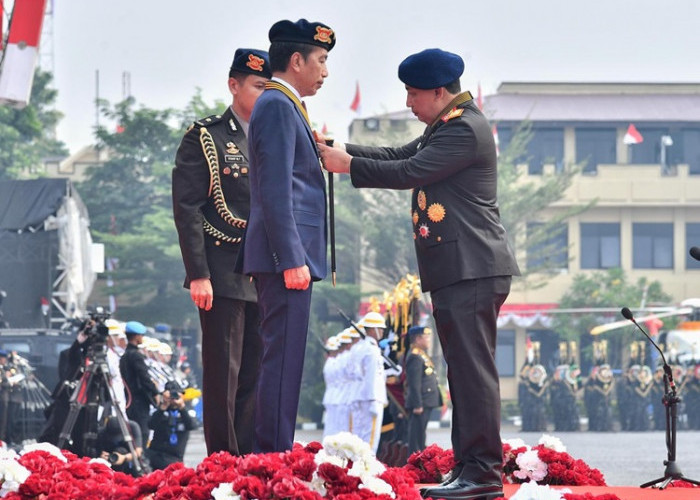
640, 366, 700, 489
57, 343, 144, 475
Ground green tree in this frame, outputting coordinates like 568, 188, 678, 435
552, 268, 672, 369
497, 122, 594, 288
0, 69, 67, 179
77, 97, 193, 325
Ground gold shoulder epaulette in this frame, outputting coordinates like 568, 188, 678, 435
441, 107, 464, 123
411, 347, 421, 355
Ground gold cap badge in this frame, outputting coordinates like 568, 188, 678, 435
314, 26, 334, 44
246, 54, 265, 72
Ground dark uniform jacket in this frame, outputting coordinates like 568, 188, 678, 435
119, 344, 159, 409
173, 107, 257, 301
404, 347, 442, 410
347, 92, 520, 292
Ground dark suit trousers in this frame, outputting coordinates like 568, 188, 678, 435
253, 273, 313, 452
430, 276, 511, 485
200, 296, 261, 455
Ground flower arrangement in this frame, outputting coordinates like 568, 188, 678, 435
0, 434, 421, 500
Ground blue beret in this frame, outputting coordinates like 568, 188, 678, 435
407, 326, 432, 337
269, 18, 336, 51
230, 48, 272, 79
124, 321, 147, 336
398, 48, 464, 90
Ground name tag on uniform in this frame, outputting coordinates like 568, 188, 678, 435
225, 154, 244, 163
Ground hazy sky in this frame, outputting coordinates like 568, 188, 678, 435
40, 0, 700, 154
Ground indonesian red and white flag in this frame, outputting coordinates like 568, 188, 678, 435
0, 0, 47, 108
349, 81, 361, 113
492, 124, 500, 157
623, 123, 644, 145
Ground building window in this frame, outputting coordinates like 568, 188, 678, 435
576, 128, 616, 174
633, 223, 673, 269
364, 118, 380, 132
686, 223, 700, 269
680, 129, 700, 175
526, 128, 564, 175
580, 223, 620, 269
631, 127, 670, 165
496, 329, 515, 376
390, 120, 407, 131
527, 222, 568, 270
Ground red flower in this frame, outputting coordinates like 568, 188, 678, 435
154, 484, 185, 499
17, 474, 53, 497
270, 475, 316, 499
232, 474, 269, 499
304, 441, 324, 454
290, 456, 317, 481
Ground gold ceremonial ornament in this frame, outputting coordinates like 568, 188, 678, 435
417, 190, 427, 211
427, 203, 446, 223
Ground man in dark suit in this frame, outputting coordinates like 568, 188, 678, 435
241, 18, 335, 453
172, 48, 271, 456
404, 326, 442, 456
319, 48, 520, 500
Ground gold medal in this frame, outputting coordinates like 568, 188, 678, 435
223, 167, 231, 175
427, 203, 446, 223
226, 142, 240, 154
425, 367, 434, 375
417, 190, 427, 211
418, 224, 430, 238
412, 211, 419, 225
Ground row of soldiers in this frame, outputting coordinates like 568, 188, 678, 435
519, 340, 700, 432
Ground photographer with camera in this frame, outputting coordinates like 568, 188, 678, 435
97, 416, 146, 477
145, 380, 196, 470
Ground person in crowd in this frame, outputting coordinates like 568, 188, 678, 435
404, 326, 442, 455
319, 48, 519, 499
119, 321, 160, 442
146, 380, 197, 469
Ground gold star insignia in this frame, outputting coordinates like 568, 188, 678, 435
427, 203, 446, 223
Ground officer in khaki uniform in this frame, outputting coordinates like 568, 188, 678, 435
404, 326, 441, 455
172, 48, 271, 456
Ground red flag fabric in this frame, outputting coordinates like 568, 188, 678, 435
0, 0, 47, 107
477, 82, 483, 110
349, 81, 361, 112
624, 124, 644, 145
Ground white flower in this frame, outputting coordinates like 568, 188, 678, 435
314, 449, 348, 468
20, 442, 68, 462
538, 434, 566, 453
513, 450, 548, 482
510, 480, 571, 500
210, 482, 241, 500
0, 458, 31, 497
308, 472, 328, 496
503, 438, 528, 450
347, 454, 385, 480
322, 432, 372, 463
359, 476, 395, 498
89, 457, 112, 468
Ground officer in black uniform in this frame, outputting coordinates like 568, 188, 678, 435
119, 321, 160, 442
404, 326, 442, 456
172, 48, 271, 456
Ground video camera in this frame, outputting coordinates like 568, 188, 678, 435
80, 307, 111, 340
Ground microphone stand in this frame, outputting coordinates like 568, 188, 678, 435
621, 307, 700, 489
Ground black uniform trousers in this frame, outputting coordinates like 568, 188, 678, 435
430, 275, 511, 485
200, 296, 261, 455
407, 409, 432, 455
253, 273, 313, 453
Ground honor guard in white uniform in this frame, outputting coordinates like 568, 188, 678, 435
350, 312, 388, 453
322, 335, 341, 437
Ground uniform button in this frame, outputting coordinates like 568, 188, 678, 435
233, 172, 239, 178
215, 241, 221, 246
437, 236, 441, 242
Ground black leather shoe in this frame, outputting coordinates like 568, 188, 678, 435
420, 479, 503, 500
439, 463, 464, 486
